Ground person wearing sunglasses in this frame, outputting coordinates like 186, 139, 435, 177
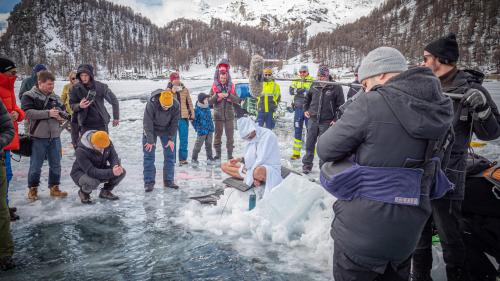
0, 57, 25, 222
60, 70, 79, 148
289, 65, 314, 161
256, 68, 280, 130
412, 33, 500, 281
317, 47, 454, 281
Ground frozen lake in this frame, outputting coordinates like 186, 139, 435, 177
2, 78, 500, 280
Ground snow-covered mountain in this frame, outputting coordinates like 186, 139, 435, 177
189, 0, 384, 36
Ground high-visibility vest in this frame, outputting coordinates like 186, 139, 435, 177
257, 81, 281, 113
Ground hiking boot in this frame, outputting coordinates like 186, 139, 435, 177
191, 159, 199, 166
302, 165, 312, 174
227, 152, 233, 160
49, 185, 68, 198
144, 183, 154, 193
164, 181, 179, 189
0, 256, 15, 271
290, 155, 301, 160
28, 187, 38, 201
179, 160, 189, 166
78, 190, 92, 204
99, 190, 119, 200
9, 208, 19, 222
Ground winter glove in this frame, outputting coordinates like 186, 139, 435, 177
462, 88, 490, 120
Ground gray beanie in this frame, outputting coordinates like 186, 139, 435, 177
358, 47, 408, 82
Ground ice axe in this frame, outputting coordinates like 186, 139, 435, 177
249, 55, 362, 98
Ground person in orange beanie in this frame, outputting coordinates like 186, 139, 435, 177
70, 130, 125, 204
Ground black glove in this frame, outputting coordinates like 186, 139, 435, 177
462, 88, 490, 120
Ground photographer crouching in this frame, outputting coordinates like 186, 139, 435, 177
20, 71, 68, 201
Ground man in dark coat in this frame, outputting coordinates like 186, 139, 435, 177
302, 65, 344, 174
71, 130, 125, 204
317, 47, 454, 280
18, 64, 46, 99
69, 64, 119, 134
412, 33, 500, 281
346, 64, 361, 99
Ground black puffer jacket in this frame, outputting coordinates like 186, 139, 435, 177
71, 130, 120, 182
441, 68, 500, 200
143, 89, 180, 144
317, 67, 454, 270
69, 64, 119, 129
304, 77, 345, 124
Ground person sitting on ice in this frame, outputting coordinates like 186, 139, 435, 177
71, 130, 126, 204
221, 117, 282, 197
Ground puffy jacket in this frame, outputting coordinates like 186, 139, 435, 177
440, 68, 500, 200
168, 82, 194, 119
304, 78, 344, 124
0, 101, 14, 152
289, 75, 314, 108
0, 72, 25, 150
317, 67, 454, 270
143, 89, 180, 144
71, 130, 120, 183
257, 80, 281, 113
70, 64, 119, 129
192, 102, 214, 136
60, 83, 73, 114
209, 83, 240, 121
21, 86, 64, 139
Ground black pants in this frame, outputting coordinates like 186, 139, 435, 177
412, 198, 465, 278
333, 241, 410, 281
302, 121, 330, 168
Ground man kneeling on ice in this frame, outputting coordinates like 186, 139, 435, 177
317, 47, 455, 280
221, 117, 282, 197
71, 130, 126, 204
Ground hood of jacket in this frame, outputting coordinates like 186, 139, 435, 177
376, 67, 454, 140
77, 64, 95, 83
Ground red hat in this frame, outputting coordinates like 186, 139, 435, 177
169, 72, 180, 81
218, 66, 228, 73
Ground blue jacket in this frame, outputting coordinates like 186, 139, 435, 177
192, 102, 214, 136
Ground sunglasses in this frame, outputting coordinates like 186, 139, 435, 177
264, 74, 272, 77
423, 55, 434, 63
299, 71, 307, 74
71, 77, 77, 81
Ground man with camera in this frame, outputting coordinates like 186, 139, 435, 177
21, 71, 68, 201
69, 64, 119, 135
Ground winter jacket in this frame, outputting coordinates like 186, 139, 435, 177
71, 130, 120, 183
317, 67, 454, 270
70, 64, 119, 130
60, 83, 73, 114
440, 67, 500, 200
289, 75, 314, 109
304, 78, 345, 124
18, 73, 36, 99
347, 79, 361, 99
143, 89, 180, 144
168, 82, 194, 119
209, 83, 240, 121
192, 102, 214, 136
257, 80, 281, 113
0, 72, 25, 150
21, 86, 64, 139
0, 101, 14, 152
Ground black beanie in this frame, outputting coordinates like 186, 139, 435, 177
0, 57, 16, 73
198, 92, 209, 103
424, 33, 459, 63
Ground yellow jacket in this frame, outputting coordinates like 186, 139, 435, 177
60, 83, 73, 114
257, 80, 281, 113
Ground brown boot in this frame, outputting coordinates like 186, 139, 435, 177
49, 185, 68, 198
28, 187, 38, 201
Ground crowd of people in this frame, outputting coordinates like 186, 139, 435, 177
0, 32, 499, 281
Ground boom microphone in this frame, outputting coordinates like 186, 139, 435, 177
249, 55, 264, 98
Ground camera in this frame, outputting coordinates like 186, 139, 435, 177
58, 111, 71, 121
86, 90, 97, 103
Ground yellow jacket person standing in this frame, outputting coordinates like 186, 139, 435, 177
256, 68, 280, 129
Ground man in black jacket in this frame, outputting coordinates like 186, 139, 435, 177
143, 89, 180, 191
302, 66, 344, 174
71, 130, 125, 204
0, 101, 14, 270
412, 33, 500, 281
318, 47, 454, 281
69, 64, 119, 134
346, 64, 361, 99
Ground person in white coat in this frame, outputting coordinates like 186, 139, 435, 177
221, 117, 282, 197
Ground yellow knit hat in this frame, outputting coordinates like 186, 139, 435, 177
90, 131, 110, 149
159, 90, 173, 107
263, 68, 273, 75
